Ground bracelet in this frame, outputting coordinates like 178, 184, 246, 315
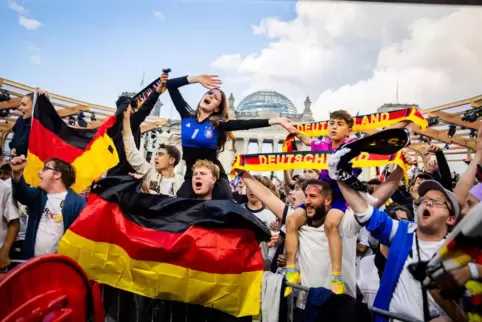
468, 262, 479, 280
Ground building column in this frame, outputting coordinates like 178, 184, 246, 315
242, 138, 249, 155
258, 138, 263, 153
273, 137, 280, 152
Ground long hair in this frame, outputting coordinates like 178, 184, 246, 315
195, 89, 236, 153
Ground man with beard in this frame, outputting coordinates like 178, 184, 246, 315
236, 174, 354, 316
237, 168, 402, 312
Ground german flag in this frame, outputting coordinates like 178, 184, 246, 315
23, 95, 120, 193
58, 176, 270, 317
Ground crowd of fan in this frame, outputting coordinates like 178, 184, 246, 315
0, 85, 481, 322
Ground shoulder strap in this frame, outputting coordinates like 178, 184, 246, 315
281, 205, 290, 226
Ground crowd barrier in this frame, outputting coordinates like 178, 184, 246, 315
286, 282, 423, 322
2, 260, 423, 322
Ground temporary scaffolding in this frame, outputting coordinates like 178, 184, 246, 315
0, 77, 167, 150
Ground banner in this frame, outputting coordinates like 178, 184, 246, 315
283, 107, 427, 152
133, 68, 170, 108
133, 77, 165, 109
58, 177, 269, 318
24, 95, 120, 193
230, 150, 409, 175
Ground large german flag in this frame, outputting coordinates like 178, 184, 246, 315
23, 95, 120, 193
58, 176, 270, 317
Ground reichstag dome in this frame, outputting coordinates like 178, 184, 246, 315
235, 90, 299, 117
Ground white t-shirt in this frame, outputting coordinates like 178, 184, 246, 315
16, 204, 28, 241
34, 192, 68, 256
389, 237, 446, 321
291, 207, 361, 308
356, 227, 379, 265
243, 204, 278, 261
146, 176, 176, 196
0, 180, 20, 249
243, 204, 277, 228
357, 254, 380, 306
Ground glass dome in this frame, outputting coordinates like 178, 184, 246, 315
236, 90, 298, 116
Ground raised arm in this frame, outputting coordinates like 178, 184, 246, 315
166, 74, 221, 119
123, 108, 153, 176
131, 74, 167, 130
239, 171, 286, 219
454, 127, 482, 205
166, 76, 195, 119
337, 181, 398, 246
283, 169, 295, 188
371, 150, 413, 207
10, 155, 41, 209
296, 133, 314, 147
434, 149, 452, 190
219, 117, 297, 133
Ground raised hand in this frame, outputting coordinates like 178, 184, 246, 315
156, 72, 169, 94
36, 88, 49, 97
128, 172, 144, 180
198, 75, 222, 89
270, 117, 298, 134
10, 155, 27, 174
401, 149, 415, 165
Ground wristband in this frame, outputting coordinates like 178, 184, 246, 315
286, 264, 297, 272
468, 263, 479, 280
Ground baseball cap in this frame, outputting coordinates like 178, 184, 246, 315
418, 180, 459, 218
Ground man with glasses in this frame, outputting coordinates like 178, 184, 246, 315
336, 178, 459, 321
9, 155, 85, 259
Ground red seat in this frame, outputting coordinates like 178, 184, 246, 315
0, 254, 104, 322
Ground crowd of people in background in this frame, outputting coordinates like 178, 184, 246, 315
0, 72, 481, 322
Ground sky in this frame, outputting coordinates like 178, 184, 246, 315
2, 0, 482, 172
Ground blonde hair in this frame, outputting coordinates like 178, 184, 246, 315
192, 159, 220, 180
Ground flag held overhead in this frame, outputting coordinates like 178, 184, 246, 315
23, 95, 120, 193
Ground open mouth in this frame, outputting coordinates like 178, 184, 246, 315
203, 97, 211, 104
194, 181, 202, 189
422, 208, 431, 218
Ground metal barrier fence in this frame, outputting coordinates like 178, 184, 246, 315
286, 282, 423, 322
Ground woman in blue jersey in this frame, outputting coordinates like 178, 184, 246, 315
165, 74, 296, 200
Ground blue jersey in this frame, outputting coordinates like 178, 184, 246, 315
166, 76, 271, 178
181, 117, 220, 150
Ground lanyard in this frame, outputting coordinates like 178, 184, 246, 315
415, 234, 431, 322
